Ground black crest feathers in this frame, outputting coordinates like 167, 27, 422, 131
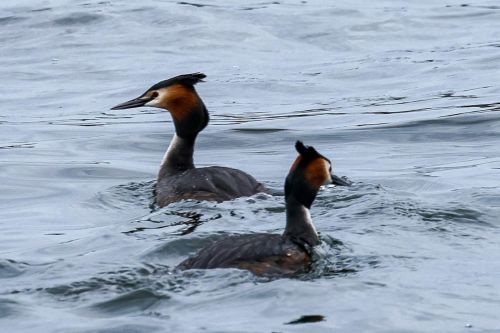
149, 73, 206, 91
295, 141, 320, 159
177, 72, 206, 85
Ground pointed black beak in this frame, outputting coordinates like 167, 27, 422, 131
331, 174, 352, 186
110, 96, 152, 110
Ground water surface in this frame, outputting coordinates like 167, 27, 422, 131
1, 0, 500, 332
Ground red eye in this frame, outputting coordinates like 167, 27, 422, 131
150, 91, 159, 99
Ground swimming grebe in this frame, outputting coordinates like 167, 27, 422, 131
177, 141, 351, 276
111, 73, 266, 207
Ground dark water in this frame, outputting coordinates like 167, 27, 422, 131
1, 0, 500, 332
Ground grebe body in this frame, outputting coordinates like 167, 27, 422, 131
156, 165, 267, 207
177, 233, 310, 276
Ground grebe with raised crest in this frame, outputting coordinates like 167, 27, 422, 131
111, 73, 267, 207
177, 141, 351, 276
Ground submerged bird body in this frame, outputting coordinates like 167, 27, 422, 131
177, 233, 310, 276
178, 141, 351, 276
111, 73, 265, 207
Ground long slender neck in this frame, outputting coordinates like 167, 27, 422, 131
157, 88, 208, 178
283, 195, 320, 247
158, 133, 196, 178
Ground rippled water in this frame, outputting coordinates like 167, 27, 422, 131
2, 0, 500, 332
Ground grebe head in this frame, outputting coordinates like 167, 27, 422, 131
285, 141, 350, 208
111, 73, 208, 138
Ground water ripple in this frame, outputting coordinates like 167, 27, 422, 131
86, 289, 168, 316
53, 13, 104, 26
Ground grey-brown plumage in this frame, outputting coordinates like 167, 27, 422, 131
177, 141, 351, 276
111, 73, 267, 207
177, 234, 310, 276
156, 166, 267, 207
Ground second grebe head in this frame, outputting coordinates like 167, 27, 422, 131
111, 73, 208, 138
285, 141, 350, 208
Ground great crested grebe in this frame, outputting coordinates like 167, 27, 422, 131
111, 73, 267, 207
177, 141, 351, 276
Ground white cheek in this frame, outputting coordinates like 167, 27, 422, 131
145, 99, 159, 107
145, 90, 167, 108
323, 164, 332, 185
322, 175, 333, 186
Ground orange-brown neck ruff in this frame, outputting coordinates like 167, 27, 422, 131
304, 158, 329, 189
161, 84, 202, 122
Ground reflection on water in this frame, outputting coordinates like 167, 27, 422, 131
124, 211, 223, 236
2, 0, 500, 332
